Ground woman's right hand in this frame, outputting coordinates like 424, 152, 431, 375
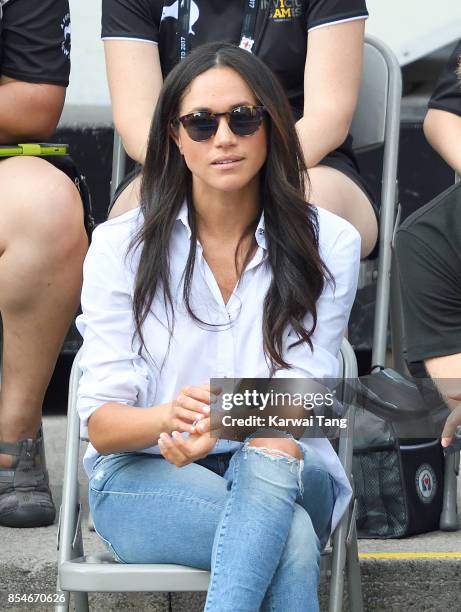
160, 384, 216, 436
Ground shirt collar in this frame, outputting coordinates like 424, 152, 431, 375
176, 201, 192, 239
175, 200, 267, 250
255, 211, 267, 250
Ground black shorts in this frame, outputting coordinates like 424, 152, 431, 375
396, 181, 461, 364
320, 148, 378, 220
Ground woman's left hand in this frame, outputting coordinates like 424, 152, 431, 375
157, 417, 219, 467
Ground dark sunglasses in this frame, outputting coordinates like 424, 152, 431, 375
174, 105, 266, 142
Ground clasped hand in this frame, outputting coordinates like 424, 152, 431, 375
158, 383, 222, 467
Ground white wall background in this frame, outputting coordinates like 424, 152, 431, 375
67, 0, 461, 107
67, 0, 110, 106
367, 0, 461, 66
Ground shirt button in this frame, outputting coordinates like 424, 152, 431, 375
258, 228, 265, 235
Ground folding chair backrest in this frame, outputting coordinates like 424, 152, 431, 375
110, 131, 127, 200
350, 38, 391, 152
350, 35, 402, 372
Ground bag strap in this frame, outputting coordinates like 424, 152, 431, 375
176, 0, 270, 60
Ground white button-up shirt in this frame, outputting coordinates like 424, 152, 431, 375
76, 203, 360, 532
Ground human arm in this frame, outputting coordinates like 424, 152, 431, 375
0, 76, 65, 141
423, 42, 461, 174
76, 217, 211, 455
296, 19, 365, 168
104, 40, 162, 163
88, 384, 212, 455
102, 0, 163, 163
423, 354, 461, 448
423, 110, 461, 175
0, 0, 70, 141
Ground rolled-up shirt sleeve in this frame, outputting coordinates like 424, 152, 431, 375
273, 221, 361, 380
76, 221, 153, 427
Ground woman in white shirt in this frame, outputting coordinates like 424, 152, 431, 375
77, 42, 360, 611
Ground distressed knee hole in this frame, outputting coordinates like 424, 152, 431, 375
246, 438, 303, 460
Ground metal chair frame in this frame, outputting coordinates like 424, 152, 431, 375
56, 339, 362, 612
356, 36, 458, 532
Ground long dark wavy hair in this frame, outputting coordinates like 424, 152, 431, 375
129, 42, 332, 373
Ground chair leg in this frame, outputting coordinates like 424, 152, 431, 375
440, 451, 460, 531
56, 502, 89, 611
72, 513, 90, 611
390, 241, 407, 376
346, 522, 364, 612
87, 509, 95, 532
74, 591, 90, 612
55, 587, 70, 612
328, 523, 347, 612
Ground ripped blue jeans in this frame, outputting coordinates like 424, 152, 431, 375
89, 436, 335, 612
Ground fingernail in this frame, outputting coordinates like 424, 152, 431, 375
172, 431, 181, 439
159, 432, 168, 440
441, 438, 449, 447
202, 405, 210, 413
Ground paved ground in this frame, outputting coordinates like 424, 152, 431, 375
0, 417, 460, 612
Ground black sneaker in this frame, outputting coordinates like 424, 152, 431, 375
0, 426, 55, 527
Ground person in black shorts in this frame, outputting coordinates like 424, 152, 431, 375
396, 41, 461, 448
0, 0, 88, 527
102, 0, 378, 257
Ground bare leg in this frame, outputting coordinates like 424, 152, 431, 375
0, 157, 88, 466
308, 165, 378, 258
108, 174, 141, 219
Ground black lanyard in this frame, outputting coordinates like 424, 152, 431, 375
177, 0, 191, 61
177, 0, 270, 62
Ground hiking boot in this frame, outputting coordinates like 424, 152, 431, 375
0, 426, 55, 527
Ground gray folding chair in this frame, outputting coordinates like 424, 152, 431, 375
354, 36, 459, 532
55, 337, 363, 612
349, 34, 402, 373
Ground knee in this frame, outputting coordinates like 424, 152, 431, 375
283, 505, 320, 569
247, 437, 303, 460
29, 165, 86, 252
0, 157, 86, 254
